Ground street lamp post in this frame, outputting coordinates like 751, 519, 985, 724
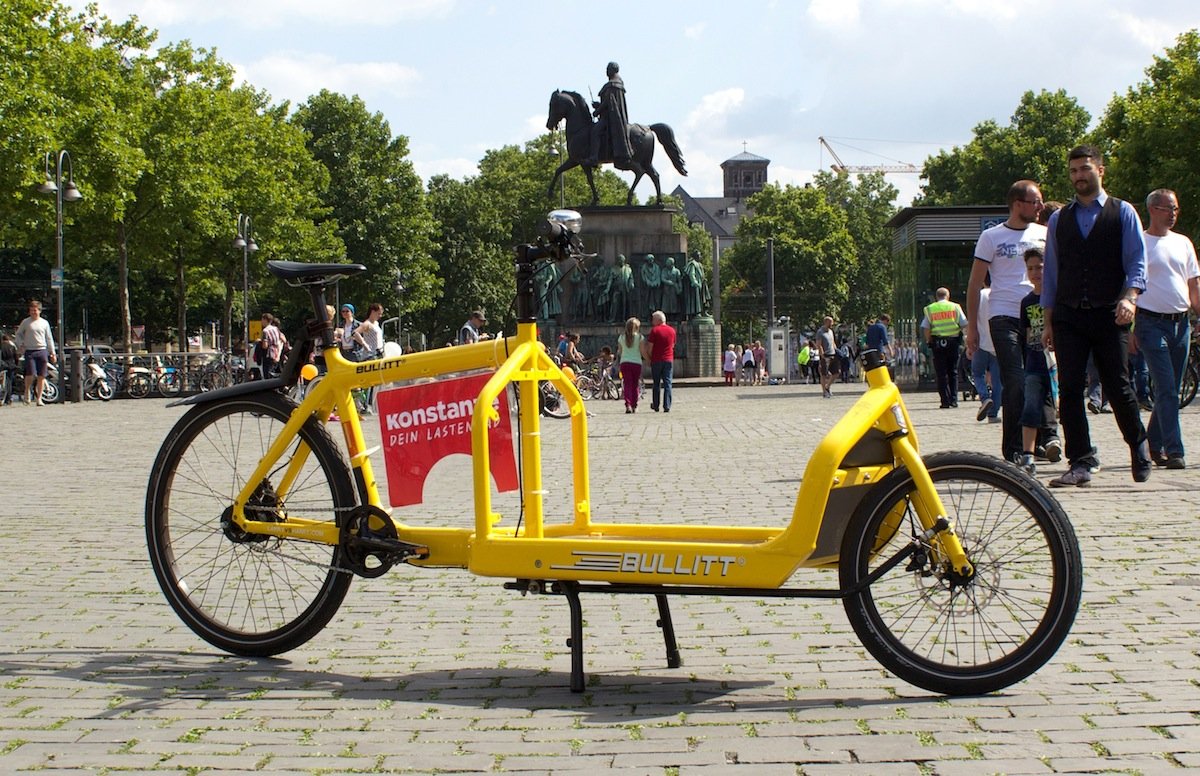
37, 150, 82, 402
233, 214, 257, 356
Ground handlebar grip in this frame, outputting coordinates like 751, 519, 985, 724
537, 219, 567, 242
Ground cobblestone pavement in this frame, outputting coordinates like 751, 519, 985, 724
1, 380, 1198, 775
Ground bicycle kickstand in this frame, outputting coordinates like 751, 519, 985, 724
555, 581, 587, 693
655, 594, 682, 669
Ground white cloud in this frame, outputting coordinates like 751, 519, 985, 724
524, 112, 553, 141
684, 88, 746, 134
807, 0, 860, 27
684, 22, 707, 40
242, 53, 420, 105
1107, 11, 1182, 50
767, 163, 819, 188
880, 0, 1039, 23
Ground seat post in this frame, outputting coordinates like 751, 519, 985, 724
305, 284, 335, 352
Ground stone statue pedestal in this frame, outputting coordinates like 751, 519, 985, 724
541, 206, 720, 379
576, 205, 685, 259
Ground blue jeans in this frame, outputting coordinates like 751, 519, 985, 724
1020, 371, 1053, 428
1136, 312, 1190, 457
988, 316, 1025, 460
651, 360, 673, 411
971, 348, 1001, 418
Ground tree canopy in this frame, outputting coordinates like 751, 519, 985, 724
916, 90, 1091, 206
1094, 30, 1200, 235
722, 183, 858, 332
291, 91, 439, 323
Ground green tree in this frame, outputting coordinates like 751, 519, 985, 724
292, 91, 438, 326
1095, 30, 1200, 236
0, 2, 158, 340
421, 174, 512, 345
814, 171, 899, 324
916, 90, 1091, 205
413, 137, 631, 345
722, 184, 857, 332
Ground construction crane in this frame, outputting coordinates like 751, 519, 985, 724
819, 136, 919, 175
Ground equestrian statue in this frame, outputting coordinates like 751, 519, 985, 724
546, 62, 687, 206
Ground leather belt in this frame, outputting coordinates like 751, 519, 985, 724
1137, 308, 1188, 322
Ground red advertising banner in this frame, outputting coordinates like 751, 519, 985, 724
377, 373, 518, 507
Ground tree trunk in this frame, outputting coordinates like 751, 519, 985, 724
116, 222, 132, 351
176, 244, 187, 354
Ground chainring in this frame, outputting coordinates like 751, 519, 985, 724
339, 504, 401, 578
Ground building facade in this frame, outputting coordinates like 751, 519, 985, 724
885, 205, 1007, 342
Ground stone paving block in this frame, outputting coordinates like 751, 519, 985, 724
777, 762, 926, 775
2, 391, 1200, 771
1048, 754, 1181, 773
933, 759, 1055, 775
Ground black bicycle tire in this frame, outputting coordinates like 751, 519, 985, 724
127, 373, 152, 398
158, 371, 182, 397
540, 381, 571, 418
1179, 361, 1198, 409
839, 451, 1081, 696
575, 375, 598, 400
145, 391, 355, 656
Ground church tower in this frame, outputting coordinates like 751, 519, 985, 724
721, 149, 770, 199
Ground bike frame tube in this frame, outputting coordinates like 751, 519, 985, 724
233, 319, 971, 586
232, 337, 513, 546
470, 320, 590, 541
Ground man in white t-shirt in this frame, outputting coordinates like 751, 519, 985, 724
1134, 188, 1200, 469
966, 180, 1053, 464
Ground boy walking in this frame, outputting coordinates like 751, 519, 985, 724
1016, 249, 1056, 477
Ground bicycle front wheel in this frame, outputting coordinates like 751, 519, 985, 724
127, 373, 151, 398
146, 391, 356, 656
539, 381, 571, 418
575, 375, 599, 400
158, 371, 182, 397
840, 451, 1081, 695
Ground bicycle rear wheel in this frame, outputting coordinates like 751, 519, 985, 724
839, 451, 1081, 695
146, 391, 355, 656
1179, 361, 1198, 409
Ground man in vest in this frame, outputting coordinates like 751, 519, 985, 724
921, 287, 968, 409
1042, 144, 1150, 487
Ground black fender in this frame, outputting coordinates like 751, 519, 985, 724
169, 330, 315, 408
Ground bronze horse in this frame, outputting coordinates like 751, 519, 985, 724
546, 90, 687, 206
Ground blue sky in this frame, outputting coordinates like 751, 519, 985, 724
77, 1, 1200, 206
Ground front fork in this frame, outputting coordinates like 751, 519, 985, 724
893, 439, 974, 580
